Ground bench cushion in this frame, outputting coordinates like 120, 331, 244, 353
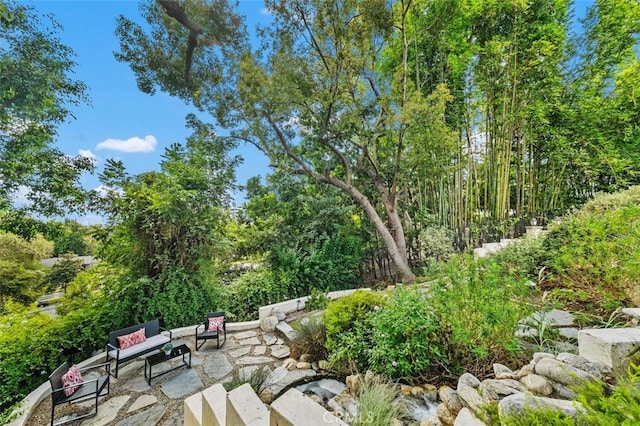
108, 334, 170, 360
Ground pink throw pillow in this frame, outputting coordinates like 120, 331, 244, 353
117, 328, 147, 349
208, 316, 224, 332
61, 365, 83, 396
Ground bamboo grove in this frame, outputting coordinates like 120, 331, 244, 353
395, 0, 640, 246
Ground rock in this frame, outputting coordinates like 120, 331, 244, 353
126, 395, 157, 413
80, 395, 129, 426
551, 382, 577, 400
114, 405, 166, 426
275, 321, 299, 341
393, 419, 403, 426
296, 361, 312, 369
421, 417, 442, 426
498, 393, 584, 419
260, 366, 317, 396
439, 386, 463, 415
263, 333, 278, 345
260, 316, 279, 333
556, 352, 602, 378
436, 402, 455, 425
493, 363, 514, 377
236, 356, 274, 365
453, 407, 487, 426
401, 385, 413, 396
478, 379, 520, 400
516, 364, 535, 378
423, 384, 438, 402
346, 374, 363, 394
534, 357, 596, 386
412, 386, 425, 397
328, 393, 358, 419
161, 368, 203, 399
271, 345, 291, 359
229, 347, 251, 358
317, 378, 347, 396
232, 330, 257, 339
458, 373, 481, 389
283, 358, 297, 370
318, 360, 330, 370
532, 352, 555, 363
299, 353, 313, 362
477, 381, 499, 401
239, 337, 262, 346
253, 345, 267, 355
520, 374, 553, 396
271, 308, 286, 321
495, 379, 526, 393
456, 383, 486, 413
495, 371, 517, 380
259, 388, 275, 403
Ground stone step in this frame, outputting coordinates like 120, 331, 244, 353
226, 383, 269, 426
275, 321, 299, 341
202, 383, 227, 426
578, 328, 640, 377
184, 392, 202, 426
270, 388, 348, 426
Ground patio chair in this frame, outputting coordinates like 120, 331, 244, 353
48, 361, 110, 426
195, 311, 227, 350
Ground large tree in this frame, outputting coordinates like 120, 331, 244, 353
0, 1, 94, 215
114, 0, 450, 281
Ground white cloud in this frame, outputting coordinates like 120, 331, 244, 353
78, 149, 97, 160
96, 135, 157, 153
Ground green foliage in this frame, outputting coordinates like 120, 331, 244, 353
369, 288, 442, 381
0, 298, 117, 415
46, 253, 83, 293
418, 224, 455, 264
221, 269, 286, 322
352, 376, 404, 426
0, 260, 45, 305
289, 316, 328, 362
325, 256, 532, 381
0, 1, 93, 215
306, 288, 330, 311
543, 187, 640, 309
428, 256, 533, 377
323, 290, 387, 372
223, 366, 270, 393
488, 235, 548, 281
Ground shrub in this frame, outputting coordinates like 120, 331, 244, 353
306, 288, 329, 311
352, 376, 404, 426
418, 225, 455, 263
221, 269, 288, 322
429, 255, 533, 378
290, 316, 328, 361
323, 290, 387, 372
543, 200, 640, 309
369, 287, 442, 381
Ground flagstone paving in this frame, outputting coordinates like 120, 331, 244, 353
25, 329, 285, 426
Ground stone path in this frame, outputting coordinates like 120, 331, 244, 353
26, 329, 290, 426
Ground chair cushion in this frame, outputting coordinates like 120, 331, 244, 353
108, 334, 170, 359
61, 365, 83, 396
208, 316, 224, 332
117, 327, 147, 349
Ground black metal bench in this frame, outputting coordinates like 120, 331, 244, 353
48, 361, 110, 426
105, 318, 172, 378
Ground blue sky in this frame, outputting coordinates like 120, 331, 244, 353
21, 0, 272, 223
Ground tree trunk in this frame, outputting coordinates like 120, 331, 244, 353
321, 176, 416, 282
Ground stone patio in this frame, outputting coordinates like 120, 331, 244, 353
24, 329, 288, 426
